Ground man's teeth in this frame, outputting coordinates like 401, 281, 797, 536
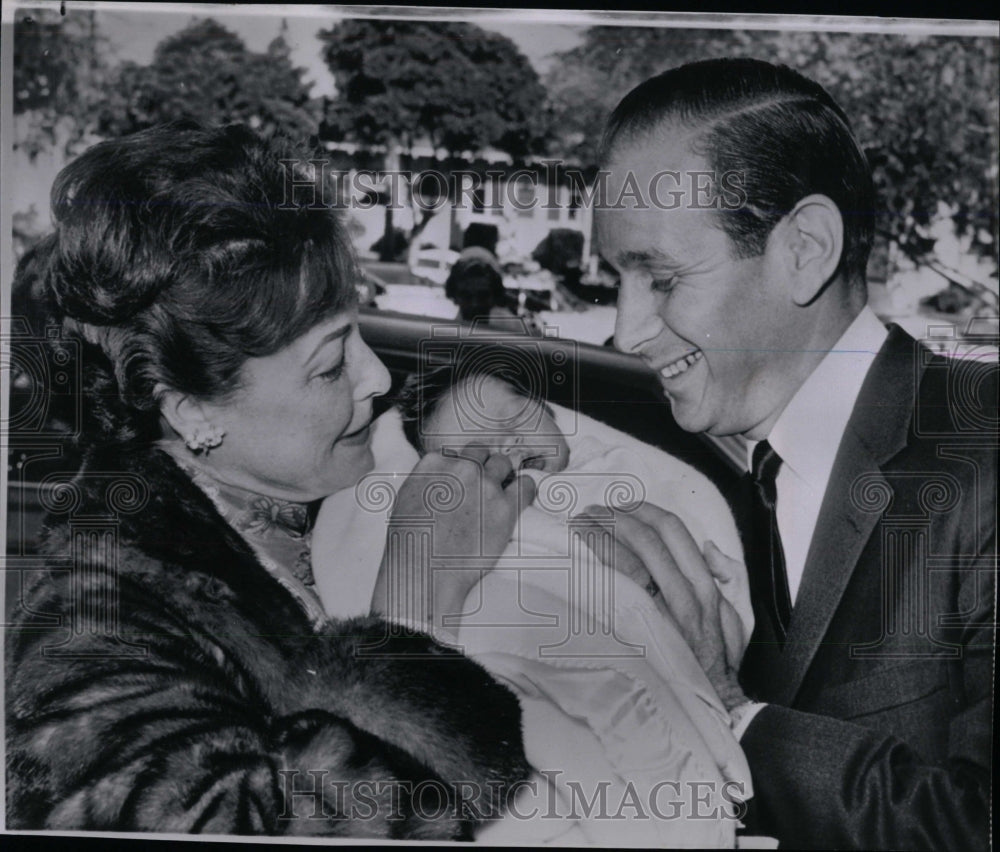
660, 350, 703, 379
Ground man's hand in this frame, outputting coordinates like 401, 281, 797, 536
575, 502, 748, 711
371, 445, 537, 631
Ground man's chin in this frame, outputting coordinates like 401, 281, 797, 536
666, 397, 710, 435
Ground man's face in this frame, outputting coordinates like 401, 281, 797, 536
597, 129, 800, 439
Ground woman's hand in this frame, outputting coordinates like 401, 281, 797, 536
574, 502, 749, 711
371, 444, 537, 633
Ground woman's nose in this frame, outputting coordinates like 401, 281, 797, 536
353, 337, 392, 400
614, 277, 665, 355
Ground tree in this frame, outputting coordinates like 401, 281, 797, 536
318, 19, 550, 159
547, 27, 999, 278
13, 6, 110, 160
96, 18, 319, 141
319, 19, 550, 259
12, 7, 114, 256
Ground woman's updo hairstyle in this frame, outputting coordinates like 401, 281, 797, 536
46, 120, 357, 445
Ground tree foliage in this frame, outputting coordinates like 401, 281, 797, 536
319, 19, 550, 158
96, 18, 319, 141
13, 7, 110, 159
547, 27, 999, 261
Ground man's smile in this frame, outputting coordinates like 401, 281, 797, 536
657, 349, 704, 380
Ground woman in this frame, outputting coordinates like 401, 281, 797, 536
5, 122, 534, 838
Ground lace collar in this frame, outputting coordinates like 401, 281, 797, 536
162, 444, 328, 628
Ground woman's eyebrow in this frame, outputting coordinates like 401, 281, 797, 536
303, 324, 351, 368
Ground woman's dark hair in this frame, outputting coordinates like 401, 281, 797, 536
42, 120, 358, 445
600, 57, 876, 287
396, 360, 540, 454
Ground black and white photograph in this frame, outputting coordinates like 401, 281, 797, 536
2, 2, 997, 848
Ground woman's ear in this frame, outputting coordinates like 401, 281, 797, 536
157, 384, 211, 443
776, 194, 845, 306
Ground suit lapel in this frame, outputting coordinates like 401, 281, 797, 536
770, 325, 926, 707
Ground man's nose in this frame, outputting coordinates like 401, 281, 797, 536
614, 277, 665, 355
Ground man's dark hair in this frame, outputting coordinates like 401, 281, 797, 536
600, 57, 876, 286
396, 360, 540, 454
39, 120, 357, 445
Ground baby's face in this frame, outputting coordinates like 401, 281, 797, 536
422, 375, 570, 473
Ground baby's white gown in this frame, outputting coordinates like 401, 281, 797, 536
313, 405, 759, 847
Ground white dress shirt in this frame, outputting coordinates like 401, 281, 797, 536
746, 305, 889, 604
734, 306, 888, 740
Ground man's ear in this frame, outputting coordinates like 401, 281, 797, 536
776, 194, 844, 306
157, 385, 211, 442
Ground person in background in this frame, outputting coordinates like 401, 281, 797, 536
445, 246, 543, 335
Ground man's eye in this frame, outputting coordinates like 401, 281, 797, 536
651, 276, 678, 293
317, 362, 345, 382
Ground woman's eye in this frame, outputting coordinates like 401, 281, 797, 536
316, 362, 345, 383
651, 276, 678, 294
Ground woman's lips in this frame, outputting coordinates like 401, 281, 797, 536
339, 422, 371, 446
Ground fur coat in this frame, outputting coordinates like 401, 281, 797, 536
5, 442, 531, 838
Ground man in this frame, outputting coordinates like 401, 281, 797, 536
593, 58, 994, 849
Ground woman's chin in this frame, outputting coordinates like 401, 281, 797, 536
322, 445, 376, 497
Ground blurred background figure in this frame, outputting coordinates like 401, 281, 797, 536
445, 246, 544, 335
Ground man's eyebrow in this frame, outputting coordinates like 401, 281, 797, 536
303, 324, 351, 368
612, 248, 684, 269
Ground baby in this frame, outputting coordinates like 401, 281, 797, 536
311, 363, 754, 845
392, 363, 754, 846
398, 363, 568, 468
396, 364, 673, 604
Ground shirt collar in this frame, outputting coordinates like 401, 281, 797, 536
747, 305, 889, 488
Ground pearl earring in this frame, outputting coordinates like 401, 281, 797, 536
185, 424, 225, 453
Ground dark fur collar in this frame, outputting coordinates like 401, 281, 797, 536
40, 441, 314, 634
25, 441, 533, 829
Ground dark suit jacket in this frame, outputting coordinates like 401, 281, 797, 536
738, 325, 995, 850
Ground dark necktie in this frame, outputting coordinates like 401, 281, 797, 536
749, 440, 793, 640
